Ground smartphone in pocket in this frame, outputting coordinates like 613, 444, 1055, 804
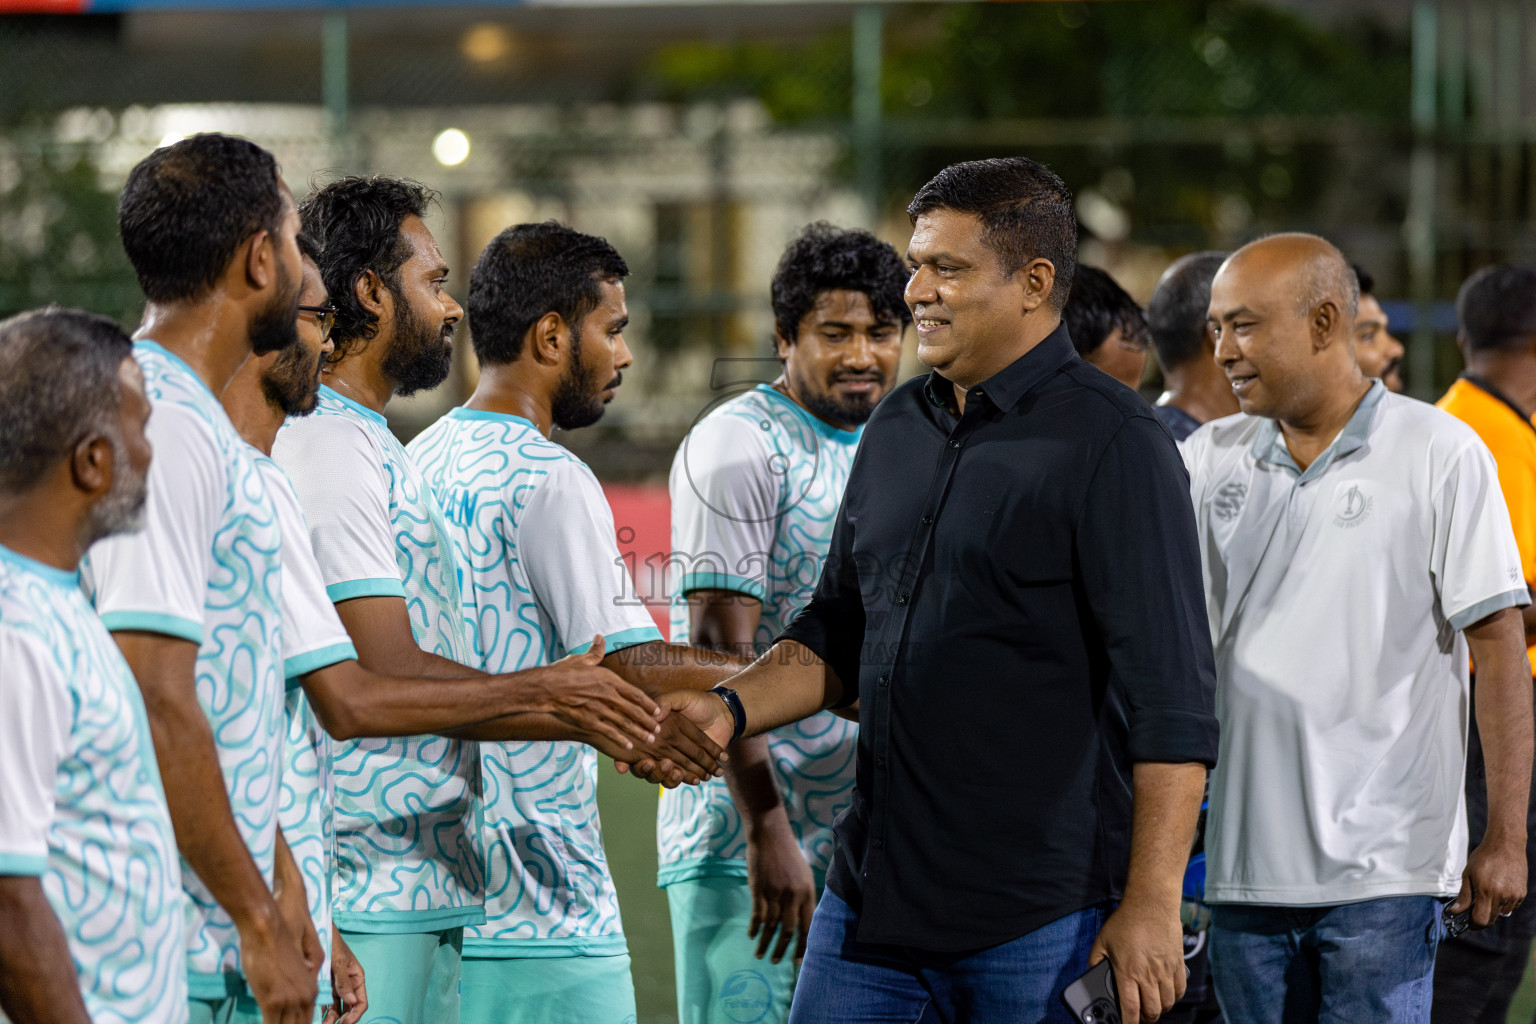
1061, 959, 1121, 1024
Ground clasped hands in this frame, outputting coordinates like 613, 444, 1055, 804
535, 635, 735, 787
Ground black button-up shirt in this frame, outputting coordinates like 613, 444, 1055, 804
780, 323, 1219, 952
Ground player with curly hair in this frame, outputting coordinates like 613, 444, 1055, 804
658, 222, 910, 1024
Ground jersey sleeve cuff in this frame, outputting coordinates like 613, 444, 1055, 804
566, 625, 663, 656
678, 571, 768, 603
99, 610, 203, 644
326, 578, 407, 603
284, 641, 358, 685
1448, 588, 1532, 632
0, 852, 48, 876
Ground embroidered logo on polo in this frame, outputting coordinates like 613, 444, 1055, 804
1333, 483, 1373, 529
660, 385, 860, 883
1213, 481, 1248, 523
110, 344, 287, 989
409, 410, 648, 948
1, 555, 187, 1023
309, 388, 484, 923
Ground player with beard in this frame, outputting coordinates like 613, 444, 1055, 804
655, 223, 908, 1024
275, 184, 723, 1024
0, 308, 186, 1024
81, 134, 319, 1024
409, 221, 749, 1024
226, 237, 684, 1024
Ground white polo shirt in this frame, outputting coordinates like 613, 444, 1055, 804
1183, 382, 1528, 906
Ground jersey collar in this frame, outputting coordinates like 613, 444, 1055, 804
321, 384, 389, 426
135, 339, 217, 400
753, 384, 863, 445
447, 406, 540, 433
0, 542, 80, 588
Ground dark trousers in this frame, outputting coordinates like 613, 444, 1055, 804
1429, 935, 1532, 1024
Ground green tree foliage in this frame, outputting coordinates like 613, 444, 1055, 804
644, 1, 1409, 123
641, 2, 1411, 249
0, 139, 141, 327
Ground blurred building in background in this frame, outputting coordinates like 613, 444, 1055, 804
2, 0, 1534, 479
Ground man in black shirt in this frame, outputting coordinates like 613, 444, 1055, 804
666, 157, 1219, 1023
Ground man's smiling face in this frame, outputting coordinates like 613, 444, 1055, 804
903, 207, 1034, 388
1208, 250, 1321, 421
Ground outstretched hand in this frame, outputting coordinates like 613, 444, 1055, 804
524, 635, 662, 752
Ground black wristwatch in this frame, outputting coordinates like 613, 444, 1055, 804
709, 685, 746, 742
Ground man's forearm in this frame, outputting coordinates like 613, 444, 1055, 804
725, 735, 790, 828
0, 878, 91, 1024
607, 641, 751, 698
1470, 635, 1535, 847
303, 662, 591, 741
731, 641, 847, 738
145, 687, 280, 931
1123, 761, 1207, 908
113, 632, 279, 933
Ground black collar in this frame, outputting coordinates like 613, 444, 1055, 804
922, 322, 1077, 414
1461, 373, 1536, 436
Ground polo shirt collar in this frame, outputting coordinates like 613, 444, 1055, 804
1250, 379, 1386, 482
923, 322, 1077, 414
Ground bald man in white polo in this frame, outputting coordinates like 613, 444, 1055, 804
1183, 234, 1533, 1024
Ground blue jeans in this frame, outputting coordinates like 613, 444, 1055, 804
1208, 897, 1443, 1024
788, 887, 1106, 1024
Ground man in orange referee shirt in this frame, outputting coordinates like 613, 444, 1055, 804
1434, 263, 1536, 1023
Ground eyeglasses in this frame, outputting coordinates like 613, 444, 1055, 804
297, 304, 336, 341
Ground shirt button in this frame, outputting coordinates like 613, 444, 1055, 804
897, 593, 909, 605
877, 757, 887, 768
921, 514, 933, 525
878, 674, 890, 687
873, 839, 885, 849
949, 440, 962, 449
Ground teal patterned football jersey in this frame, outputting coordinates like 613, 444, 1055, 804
0, 544, 188, 1024
84, 341, 286, 997
257, 454, 358, 998
658, 384, 860, 885
273, 386, 484, 931
409, 407, 662, 956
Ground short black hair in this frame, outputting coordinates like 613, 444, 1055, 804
1352, 263, 1375, 297
1457, 264, 1536, 354
117, 133, 285, 303
0, 306, 133, 492
907, 157, 1078, 309
1062, 265, 1147, 357
770, 222, 911, 344
300, 176, 437, 359
467, 221, 629, 367
1148, 251, 1228, 370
